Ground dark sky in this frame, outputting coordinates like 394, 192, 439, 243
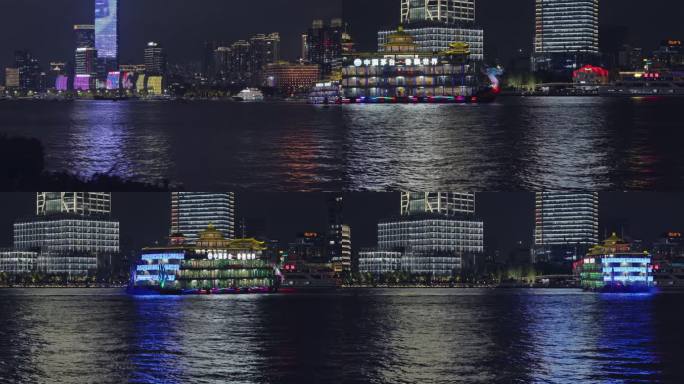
1, 193, 684, 261
344, 0, 684, 64
0, 0, 341, 71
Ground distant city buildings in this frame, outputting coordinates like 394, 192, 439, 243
206, 33, 280, 86
170, 193, 236, 244
379, 0, 483, 61
533, 0, 600, 72
534, 192, 599, 264
359, 192, 483, 278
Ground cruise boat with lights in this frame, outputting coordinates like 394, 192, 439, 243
576, 233, 655, 293
339, 28, 502, 104
129, 225, 278, 295
233, 88, 264, 102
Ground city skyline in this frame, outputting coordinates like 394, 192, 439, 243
2, 0, 683, 75
0, 0, 341, 73
1, 193, 684, 260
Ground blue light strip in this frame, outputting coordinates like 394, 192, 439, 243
141, 253, 185, 261
136, 264, 180, 271
603, 267, 649, 273
601, 258, 650, 265
135, 275, 176, 282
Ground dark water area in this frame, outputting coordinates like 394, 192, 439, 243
0, 97, 683, 191
0, 289, 682, 383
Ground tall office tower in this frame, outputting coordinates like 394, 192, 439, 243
306, 19, 345, 79
533, 0, 599, 71
229, 40, 251, 82
359, 192, 483, 277
534, 192, 599, 263
401, 192, 475, 216
401, 0, 476, 24
13, 50, 42, 91
14, 192, 118, 275
301, 34, 309, 61
74, 24, 95, 49
248, 33, 280, 85
75, 48, 98, 75
379, 0, 484, 60
36, 193, 111, 216
170, 193, 235, 244
95, 0, 119, 73
144, 42, 167, 75
327, 195, 352, 273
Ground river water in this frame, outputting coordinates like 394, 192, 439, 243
1, 97, 682, 191
0, 288, 682, 383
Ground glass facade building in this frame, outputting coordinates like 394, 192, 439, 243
36, 192, 111, 216
95, 0, 119, 72
0, 250, 38, 274
401, 0, 476, 24
534, 0, 599, 55
14, 217, 120, 254
378, 25, 484, 61
534, 192, 599, 246
359, 192, 483, 277
170, 193, 235, 244
401, 192, 475, 216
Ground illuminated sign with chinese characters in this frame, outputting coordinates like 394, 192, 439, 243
353, 57, 440, 67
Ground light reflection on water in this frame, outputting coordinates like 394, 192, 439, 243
0, 289, 681, 384
0, 97, 682, 190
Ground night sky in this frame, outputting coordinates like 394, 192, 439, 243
2, 0, 683, 74
1, 193, 684, 260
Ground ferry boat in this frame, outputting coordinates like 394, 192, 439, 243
576, 233, 655, 293
308, 81, 342, 104
233, 88, 264, 102
279, 262, 339, 293
599, 71, 684, 96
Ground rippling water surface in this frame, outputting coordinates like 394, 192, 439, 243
0, 289, 682, 383
1, 97, 683, 190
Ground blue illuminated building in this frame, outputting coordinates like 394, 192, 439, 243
95, 0, 119, 73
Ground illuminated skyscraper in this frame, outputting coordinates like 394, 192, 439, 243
171, 193, 236, 244
144, 42, 167, 75
534, 193, 599, 246
13, 192, 118, 275
534, 0, 599, 55
533, 0, 599, 71
379, 0, 484, 60
534, 192, 599, 263
401, 0, 476, 24
359, 192, 483, 277
95, 0, 119, 72
74, 24, 95, 49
